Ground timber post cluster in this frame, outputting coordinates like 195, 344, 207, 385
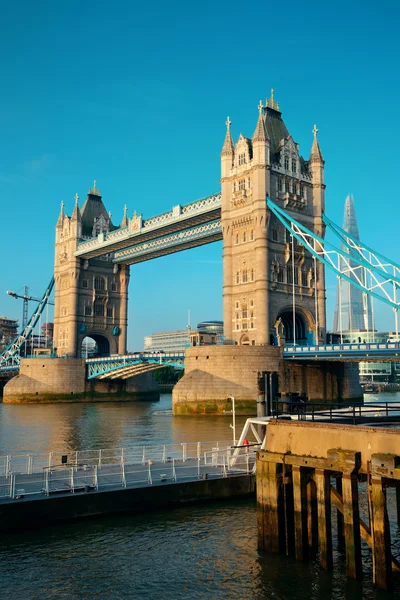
256, 420, 400, 591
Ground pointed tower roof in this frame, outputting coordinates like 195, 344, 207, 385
80, 180, 116, 237
221, 116, 234, 156
121, 204, 128, 228
252, 101, 269, 142
71, 193, 81, 221
310, 124, 324, 162
56, 201, 65, 227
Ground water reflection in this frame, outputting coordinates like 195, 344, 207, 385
0, 394, 247, 455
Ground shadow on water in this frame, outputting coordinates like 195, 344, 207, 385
0, 497, 398, 599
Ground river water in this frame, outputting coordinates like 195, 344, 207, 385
0, 393, 399, 599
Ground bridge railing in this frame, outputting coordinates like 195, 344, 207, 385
0, 440, 233, 476
0, 439, 253, 501
283, 342, 400, 356
273, 399, 400, 424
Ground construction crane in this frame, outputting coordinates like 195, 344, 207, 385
7, 287, 54, 329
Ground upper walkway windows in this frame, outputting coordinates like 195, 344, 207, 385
94, 277, 106, 291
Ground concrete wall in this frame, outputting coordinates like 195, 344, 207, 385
264, 420, 400, 473
3, 358, 160, 403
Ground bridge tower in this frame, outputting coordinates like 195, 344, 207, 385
221, 91, 326, 346
53, 183, 130, 357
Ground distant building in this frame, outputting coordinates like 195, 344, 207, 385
189, 321, 224, 347
143, 336, 153, 351
0, 316, 18, 350
340, 331, 400, 384
144, 321, 224, 353
333, 195, 372, 333
145, 329, 191, 353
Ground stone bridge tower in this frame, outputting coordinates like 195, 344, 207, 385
221, 91, 326, 346
53, 183, 130, 357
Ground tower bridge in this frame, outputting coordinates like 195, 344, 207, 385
3, 89, 400, 407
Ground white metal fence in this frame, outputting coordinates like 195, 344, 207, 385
0, 441, 257, 501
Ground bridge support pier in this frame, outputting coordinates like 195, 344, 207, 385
3, 358, 160, 403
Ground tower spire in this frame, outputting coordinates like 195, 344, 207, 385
221, 116, 234, 156
56, 200, 65, 227
71, 193, 81, 221
252, 100, 269, 142
310, 124, 324, 162
121, 204, 128, 228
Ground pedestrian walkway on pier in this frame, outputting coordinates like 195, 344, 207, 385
0, 441, 258, 526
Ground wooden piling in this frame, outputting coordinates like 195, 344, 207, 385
335, 476, 345, 550
370, 476, 393, 591
257, 456, 284, 553
307, 478, 318, 558
342, 472, 362, 580
315, 468, 333, 570
292, 466, 309, 561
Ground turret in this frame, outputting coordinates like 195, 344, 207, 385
121, 204, 129, 228
56, 201, 65, 229
309, 124, 325, 214
221, 116, 234, 179
252, 101, 270, 165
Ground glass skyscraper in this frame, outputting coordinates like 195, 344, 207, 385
333, 195, 372, 334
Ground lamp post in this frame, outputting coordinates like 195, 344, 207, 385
227, 395, 236, 446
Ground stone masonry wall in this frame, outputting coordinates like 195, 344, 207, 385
173, 345, 282, 415
3, 358, 86, 403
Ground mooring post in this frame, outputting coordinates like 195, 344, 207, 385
315, 468, 333, 570
292, 465, 309, 561
335, 476, 345, 550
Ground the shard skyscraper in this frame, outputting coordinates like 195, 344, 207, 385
333, 195, 372, 334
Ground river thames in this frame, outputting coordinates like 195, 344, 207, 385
0, 392, 399, 599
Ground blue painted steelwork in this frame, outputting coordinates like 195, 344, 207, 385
86, 352, 185, 379
283, 342, 400, 361
323, 213, 400, 277
267, 198, 400, 309
0, 277, 55, 372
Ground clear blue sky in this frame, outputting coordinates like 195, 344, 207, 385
1, 0, 399, 348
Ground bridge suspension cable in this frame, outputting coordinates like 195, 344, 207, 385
267, 198, 400, 312
0, 277, 55, 370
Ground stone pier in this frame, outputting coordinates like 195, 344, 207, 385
3, 358, 159, 403
172, 346, 362, 415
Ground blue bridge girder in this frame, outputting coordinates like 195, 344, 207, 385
86, 353, 185, 379
283, 342, 400, 362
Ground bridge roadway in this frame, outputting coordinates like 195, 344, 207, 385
86, 352, 185, 379
86, 343, 400, 380
75, 193, 222, 263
